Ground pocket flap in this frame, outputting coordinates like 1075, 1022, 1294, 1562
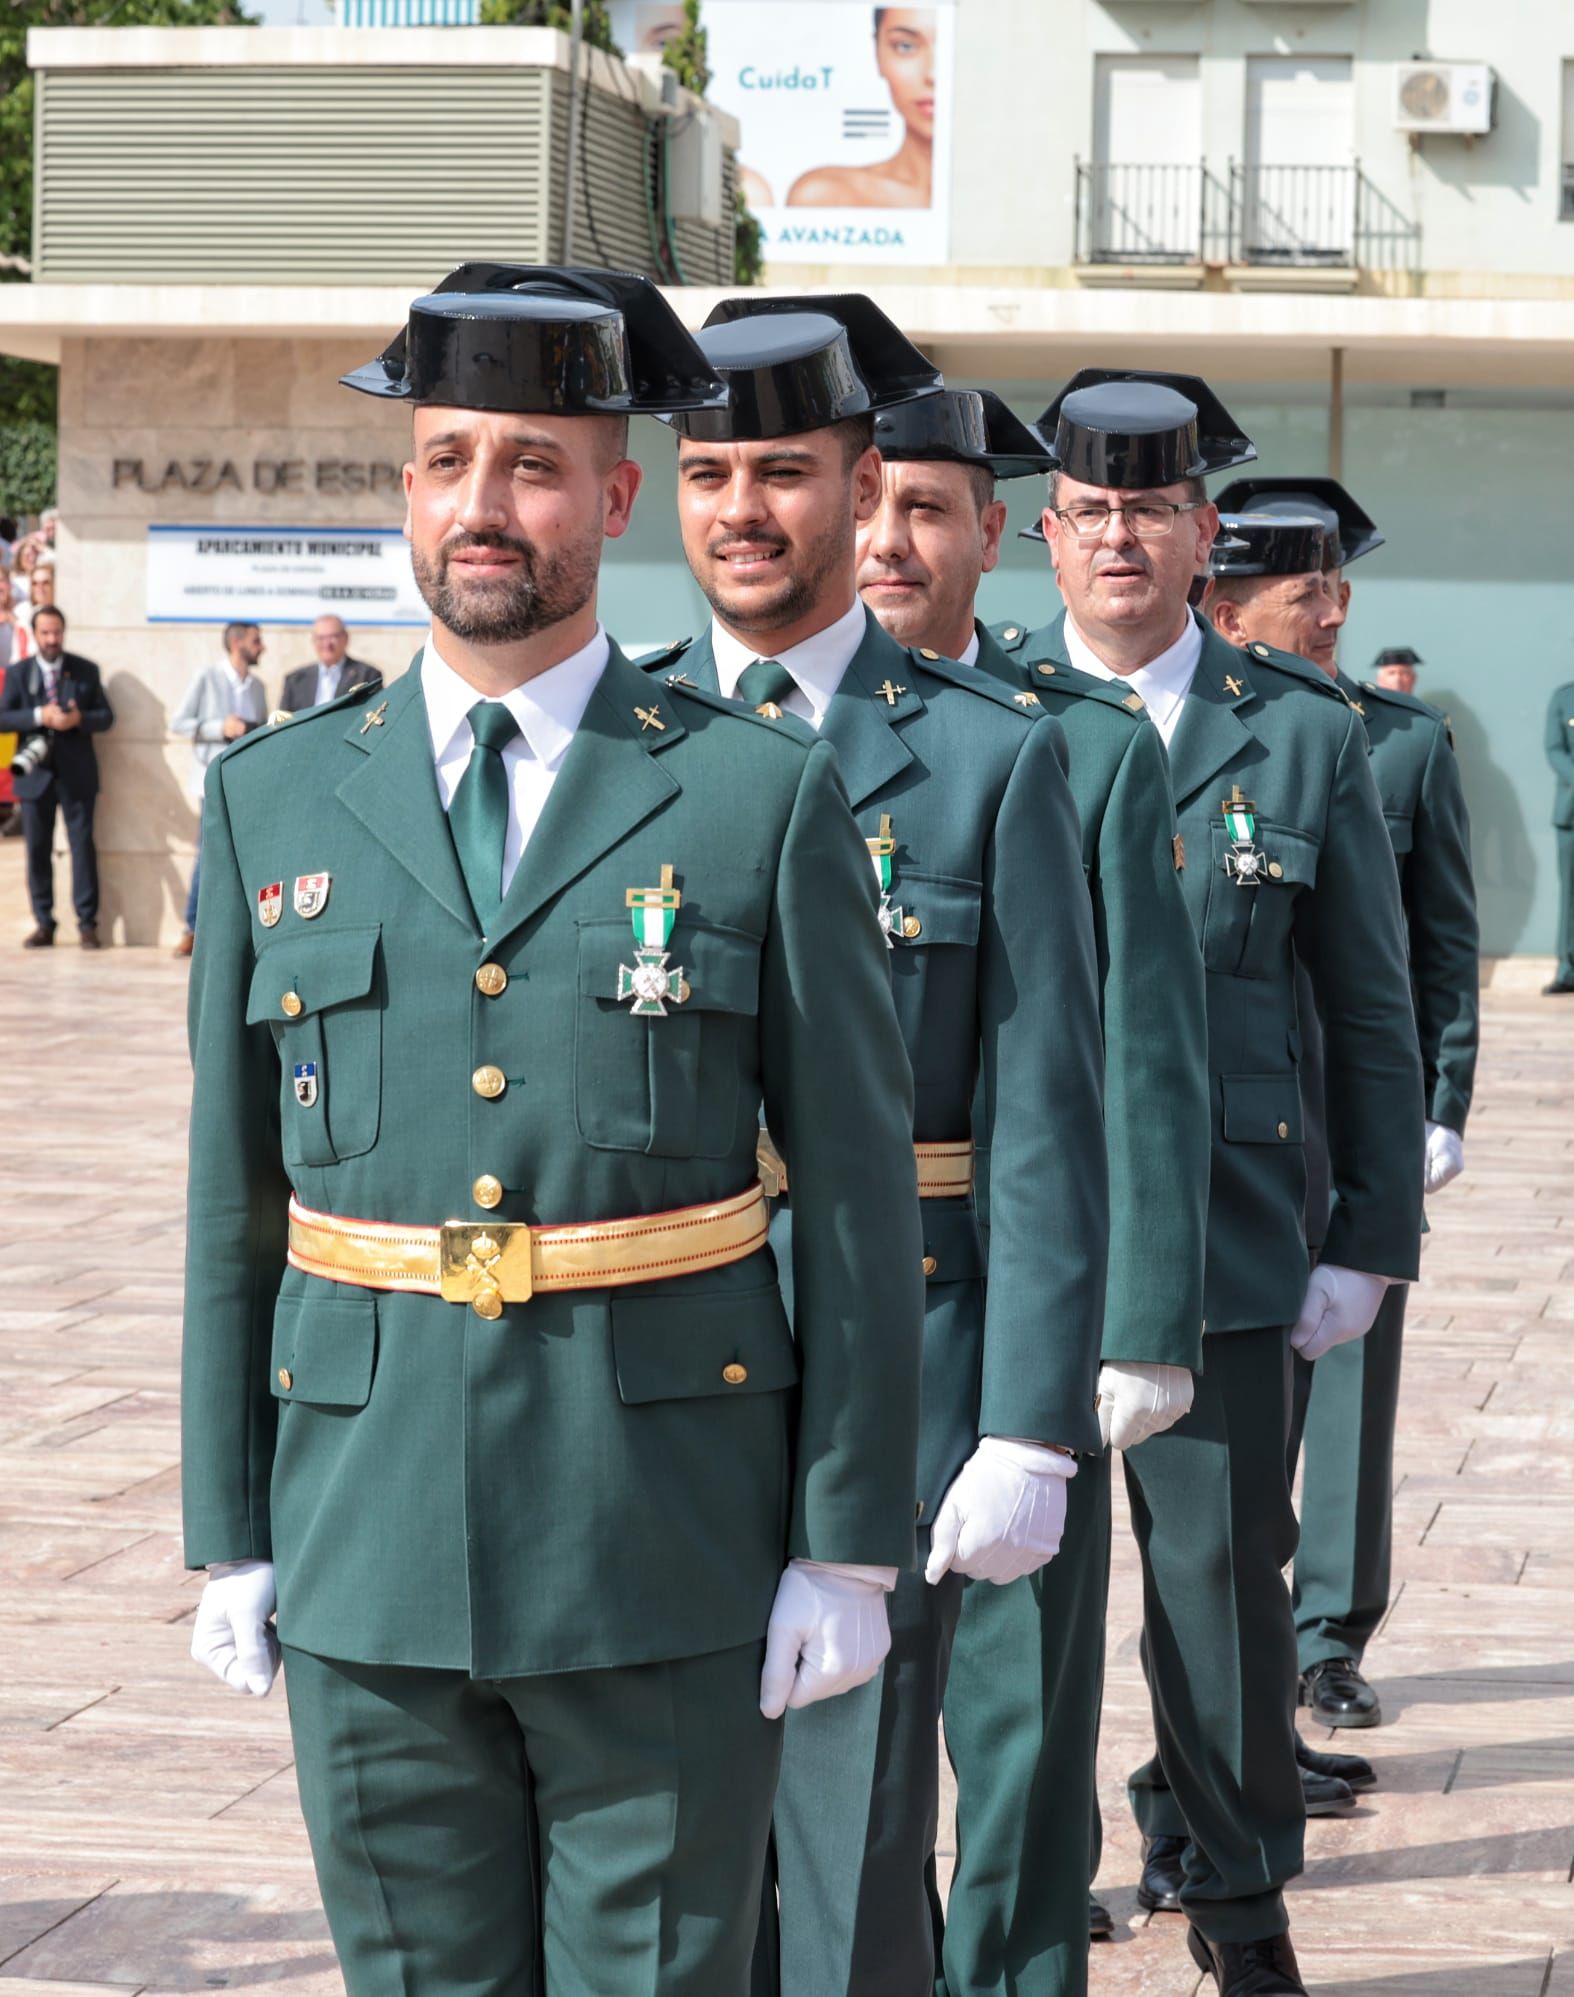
246, 925, 381, 1025
611, 1283, 798, 1403
920, 1200, 986, 1285
271, 1291, 377, 1406
1220, 1073, 1303, 1145
1258, 824, 1320, 889
578, 916, 763, 1016
896, 871, 982, 948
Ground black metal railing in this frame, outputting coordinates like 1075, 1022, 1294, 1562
1230, 162, 1355, 265
1072, 161, 1217, 265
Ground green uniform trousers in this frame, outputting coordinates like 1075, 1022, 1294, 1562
283, 1639, 780, 1997
1557, 827, 1574, 980
1124, 1328, 1305, 1945
1287, 1280, 1408, 1672
753, 1555, 964, 1997
934, 1450, 1110, 1997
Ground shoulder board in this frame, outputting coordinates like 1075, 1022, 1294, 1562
221, 676, 381, 761
655, 674, 816, 744
907, 646, 1040, 717
986, 619, 1033, 655
1358, 678, 1449, 726
1030, 657, 1150, 720
635, 637, 693, 673
1240, 640, 1346, 703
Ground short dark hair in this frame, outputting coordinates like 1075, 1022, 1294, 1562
833, 412, 877, 469
598, 413, 630, 470
222, 620, 260, 651
0, 517, 16, 542
1047, 471, 1207, 510
1204, 572, 1268, 609
32, 603, 65, 631
964, 463, 997, 514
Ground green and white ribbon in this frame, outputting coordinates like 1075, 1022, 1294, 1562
1223, 801, 1256, 843
631, 890, 676, 951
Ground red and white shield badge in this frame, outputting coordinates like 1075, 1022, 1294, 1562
293, 872, 331, 920
257, 881, 283, 929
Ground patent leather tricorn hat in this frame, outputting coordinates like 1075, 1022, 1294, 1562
1209, 513, 1337, 578
874, 388, 1054, 480
340, 263, 728, 416
1036, 369, 1257, 488
1214, 476, 1384, 569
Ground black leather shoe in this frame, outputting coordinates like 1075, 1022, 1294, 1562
1543, 976, 1574, 995
1135, 1832, 1186, 1912
22, 926, 54, 948
79, 924, 101, 950
1297, 1730, 1376, 1791
1299, 1762, 1356, 1814
1088, 1895, 1113, 1940
1300, 1656, 1381, 1728
1187, 1924, 1307, 1994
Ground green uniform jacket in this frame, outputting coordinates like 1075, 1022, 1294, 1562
1544, 681, 1574, 829
181, 646, 925, 1677
981, 622, 1210, 1372
986, 614, 1423, 1335
644, 607, 1108, 1499
1343, 671, 1479, 1138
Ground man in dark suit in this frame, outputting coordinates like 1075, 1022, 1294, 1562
279, 615, 383, 713
0, 604, 115, 948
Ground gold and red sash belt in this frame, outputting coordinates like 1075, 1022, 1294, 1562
755, 1132, 974, 1202
286, 1184, 769, 1320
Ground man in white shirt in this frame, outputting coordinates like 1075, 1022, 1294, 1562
169, 622, 269, 954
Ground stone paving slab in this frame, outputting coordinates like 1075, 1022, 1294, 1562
1, 911, 1572, 1990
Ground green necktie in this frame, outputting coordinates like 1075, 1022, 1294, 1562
736, 659, 797, 717
449, 700, 521, 928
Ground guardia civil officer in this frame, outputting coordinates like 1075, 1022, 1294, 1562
979, 371, 1424, 1997
857, 386, 1208, 1992
643, 302, 1109, 1997
1207, 478, 1478, 1745
1543, 669, 1574, 993
179, 264, 927, 1997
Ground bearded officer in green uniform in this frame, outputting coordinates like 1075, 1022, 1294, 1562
978, 370, 1424, 1997
642, 300, 1109, 1997
854, 385, 1208, 1993
180, 264, 928, 1997
1207, 478, 1478, 1747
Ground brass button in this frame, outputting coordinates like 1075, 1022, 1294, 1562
1267, 861, 1284, 880
276, 1367, 292, 1390
922, 1255, 939, 1277
919, 647, 939, 660
473, 1174, 503, 1209
915, 1499, 925, 1520
902, 915, 922, 940
281, 991, 303, 1018
473, 1291, 503, 1322
1277, 1121, 1290, 1140
1037, 662, 1056, 677
472, 1065, 506, 1100
722, 1362, 748, 1385
476, 962, 508, 998
1004, 627, 1020, 641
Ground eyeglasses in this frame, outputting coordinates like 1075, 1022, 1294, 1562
1054, 501, 1206, 541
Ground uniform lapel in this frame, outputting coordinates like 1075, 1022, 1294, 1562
657, 631, 720, 695
490, 642, 685, 945
819, 609, 922, 810
1162, 624, 1260, 811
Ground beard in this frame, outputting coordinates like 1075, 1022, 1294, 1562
412, 529, 599, 644
696, 508, 850, 637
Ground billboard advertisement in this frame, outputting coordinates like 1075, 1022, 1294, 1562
613, 2, 955, 267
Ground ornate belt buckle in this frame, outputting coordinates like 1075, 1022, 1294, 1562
440, 1221, 534, 1318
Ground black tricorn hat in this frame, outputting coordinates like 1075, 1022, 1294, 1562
668, 292, 943, 441
1036, 368, 1257, 488
1209, 512, 1335, 579
340, 263, 727, 415
874, 388, 1054, 480
1214, 476, 1384, 568
1374, 645, 1423, 668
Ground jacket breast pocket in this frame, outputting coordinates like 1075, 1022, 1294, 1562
574, 916, 763, 1159
1200, 822, 1320, 980
247, 924, 382, 1168
887, 870, 982, 1044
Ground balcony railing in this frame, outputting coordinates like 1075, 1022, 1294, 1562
1074, 158, 1420, 274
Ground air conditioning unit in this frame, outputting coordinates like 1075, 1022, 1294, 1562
1393, 62, 1494, 135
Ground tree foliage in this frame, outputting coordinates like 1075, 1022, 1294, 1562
475, 0, 618, 44
658, 0, 707, 95
733, 184, 763, 286
0, 420, 57, 514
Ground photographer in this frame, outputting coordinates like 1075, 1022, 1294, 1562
0, 605, 115, 949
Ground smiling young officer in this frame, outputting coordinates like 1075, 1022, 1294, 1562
858, 386, 1209, 1993
1208, 478, 1479, 1754
644, 300, 1108, 1997
179, 264, 927, 1997
982, 371, 1424, 1997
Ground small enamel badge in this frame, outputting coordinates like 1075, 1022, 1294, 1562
618, 865, 689, 1016
257, 881, 283, 928
293, 1061, 319, 1108
867, 814, 906, 947
1221, 789, 1267, 887
294, 872, 331, 919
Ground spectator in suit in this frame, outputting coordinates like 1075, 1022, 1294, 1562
278, 615, 382, 713
0, 604, 115, 949
170, 622, 269, 958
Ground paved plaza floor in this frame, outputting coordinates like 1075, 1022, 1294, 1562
2, 914, 1572, 1992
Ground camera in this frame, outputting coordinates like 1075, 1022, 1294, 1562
10, 732, 52, 780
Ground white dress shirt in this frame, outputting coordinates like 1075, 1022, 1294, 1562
314, 662, 347, 707
1063, 611, 1203, 747
958, 631, 981, 668
711, 597, 868, 732
422, 624, 609, 894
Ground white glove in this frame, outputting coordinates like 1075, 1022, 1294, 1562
1096, 1361, 1195, 1452
1290, 1264, 1391, 1363
759, 1559, 895, 1719
191, 1557, 279, 1697
1425, 1120, 1465, 1194
924, 1436, 1076, 1587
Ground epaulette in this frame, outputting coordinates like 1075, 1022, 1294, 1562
656, 672, 817, 745
906, 645, 1042, 719
1239, 639, 1347, 703
635, 637, 694, 672
220, 676, 382, 762
988, 619, 1034, 655
1022, 655, 1150, 720
1358, 678, 1449, 726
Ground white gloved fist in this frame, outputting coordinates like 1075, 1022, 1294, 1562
1096, 1361, 1195, 1452
1290, 1264, 1391, 1363
924, 1436, 1076, 1588
1424, 1120, 1465, 1194
192, 1557, 279, 1697
759, 1559, 894, 1719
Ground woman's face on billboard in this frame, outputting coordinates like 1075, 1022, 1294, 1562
876, 10, 936, 141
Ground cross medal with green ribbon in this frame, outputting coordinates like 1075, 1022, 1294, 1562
619, 866, 690, 1016
1222, 787, 1267, 886
867, 815, 904, 947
